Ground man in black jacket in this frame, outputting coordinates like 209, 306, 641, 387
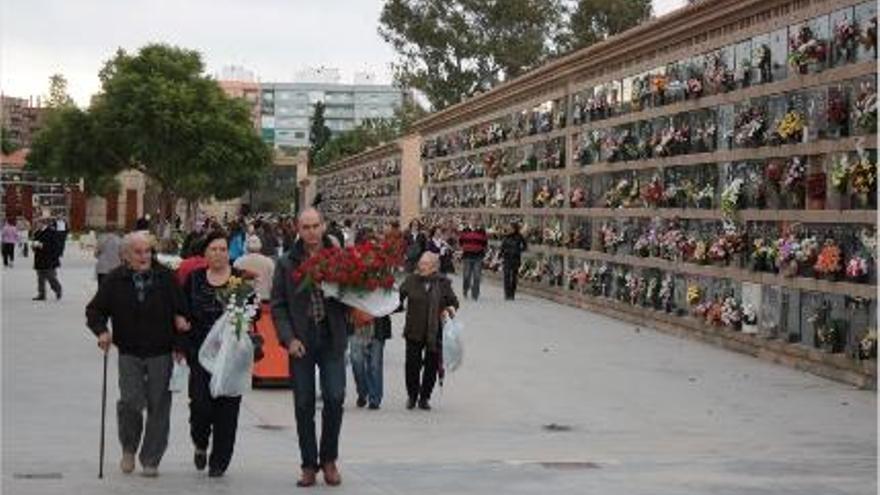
85, 232, 189, 477
500, 222, 528, 300
31, 218, 62, 301
271, 208, 347, 487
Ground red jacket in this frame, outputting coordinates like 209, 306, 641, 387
176, 256, 208, 286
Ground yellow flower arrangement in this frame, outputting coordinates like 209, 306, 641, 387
851, 156, 877, 194
776, 111, 805, 142
227, 276, 243, 290
687, 285, 702, 306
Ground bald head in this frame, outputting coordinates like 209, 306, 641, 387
298, 207, 323, 225
298, 207, 326, 251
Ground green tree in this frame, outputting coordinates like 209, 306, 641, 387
28, 44, 272, 205
27, 107, 120, 193
45, 73, 75, 109
566, 0, 652, 50
308, 101, 333, 162
379, 0, 566, 110
310, 97, 428, 171
1, 127, 19, 155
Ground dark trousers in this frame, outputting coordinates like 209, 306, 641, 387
36, 269, 61, 298
2, 243, 14, 266
118, 353, 173, 467
503, 261, 520, 299
405, 339, 439, 402
188, 358, 242, 473
290, 332, 346, 470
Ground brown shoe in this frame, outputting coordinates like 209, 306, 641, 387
322, 462, 342, 486
296, 467, 317, 487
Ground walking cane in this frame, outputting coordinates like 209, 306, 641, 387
98, 347, 108, 479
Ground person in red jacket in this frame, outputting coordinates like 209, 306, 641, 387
458, 219, 488, 301
176, 235, 208, 286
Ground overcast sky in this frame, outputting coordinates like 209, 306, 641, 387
1, 0, 687, 107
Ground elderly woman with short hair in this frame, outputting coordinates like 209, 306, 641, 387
398, 252, 459, 411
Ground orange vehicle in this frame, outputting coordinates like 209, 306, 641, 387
252, 302, 290, 387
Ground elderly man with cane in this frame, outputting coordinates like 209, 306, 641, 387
85, 232, 189, 477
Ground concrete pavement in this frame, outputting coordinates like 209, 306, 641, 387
1, 245, 876, 494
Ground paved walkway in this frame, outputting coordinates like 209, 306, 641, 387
2, 246, 876, 494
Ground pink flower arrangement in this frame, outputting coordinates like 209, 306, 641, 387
846, 256, 869, 280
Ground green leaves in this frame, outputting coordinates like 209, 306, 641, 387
381, 0, 564, 110
28, 44, 271, 203
380, 0, 653, 110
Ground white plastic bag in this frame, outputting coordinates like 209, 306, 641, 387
198, 312, 229, 374
442, 316, 464, 372
168, 360, 189, 393
198, 311, 254, 398
322, 283, 400, 317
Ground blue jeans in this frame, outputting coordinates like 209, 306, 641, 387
290, 332, 347, 470
462, 256, 483, 300
349, 334, 385, 407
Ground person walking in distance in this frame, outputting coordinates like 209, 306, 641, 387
271, 208, 348, 487
54, 216, 69, 257
31, 218, 62, 301
85, 232, 189, 477
233, 236, 276, 302
348, 228, 391, 410
399, 252, 459, 411
500, 222, 528, 300
16, 216, 30, 258
2, 217, 19, 267
458, 219, 488, 301
95, 230, 123, 286
403, 219, 427, 273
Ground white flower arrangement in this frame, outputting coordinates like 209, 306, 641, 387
720, 297, 742, 328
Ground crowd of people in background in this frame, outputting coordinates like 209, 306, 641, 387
0, 206, 526, 484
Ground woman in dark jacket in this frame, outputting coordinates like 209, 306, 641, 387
427, 226, 455, 275
499, 222, 528, 301
181, 230, 259, 478
403, 219, 427, 273
399, 251, 459, 410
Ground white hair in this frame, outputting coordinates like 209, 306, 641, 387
419, 251, 440, 270
122, 231, 152, 255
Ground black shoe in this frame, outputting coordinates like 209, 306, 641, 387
356, 397, 367, 408
55, 291, 62, 301
194, 450, 207, 471
406, 397, 416, 410
368, 403, 380, 410
418, 399, 431, 411
32, 296, 46, 301
208, 468, 225, 478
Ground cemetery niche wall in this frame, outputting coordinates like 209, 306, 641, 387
315, 143, 404, 232
414, 0, 879, 388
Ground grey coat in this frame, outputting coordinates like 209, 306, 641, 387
270, 236, 349, 357
95, 233, 122, 275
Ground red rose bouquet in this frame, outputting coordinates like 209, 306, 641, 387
293, 239, 404, 317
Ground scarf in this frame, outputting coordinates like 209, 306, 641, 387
132, 269, 154, 303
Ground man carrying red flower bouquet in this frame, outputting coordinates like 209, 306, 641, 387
270, 208, 347, 487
